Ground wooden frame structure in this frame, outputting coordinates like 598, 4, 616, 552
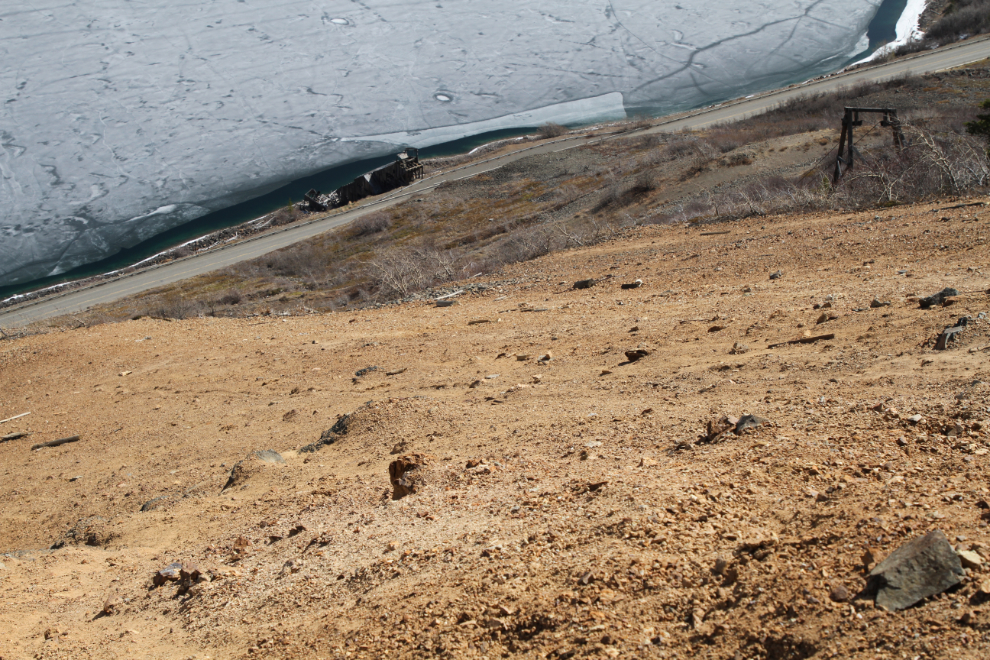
832, 107, 905, 184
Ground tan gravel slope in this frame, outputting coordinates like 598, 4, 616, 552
1, 200, 990, 659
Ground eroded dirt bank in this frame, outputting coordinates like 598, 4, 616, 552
1, 199, 989, 659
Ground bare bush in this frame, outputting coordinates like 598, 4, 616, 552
537, 122, 568, 139
633, 169, 660, 193
349, 212, 393, 237
370, 250, 432, 299
270, 202, 301, 227
218, 289, 242, 306
151, 293, 199, 320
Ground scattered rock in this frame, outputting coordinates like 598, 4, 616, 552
388, 454, 433, 500
935, 317, 968, 350
573, 279, 597, 290
254, 449, 285, 464
829, 584, 850, 603
734, 414, 768, 433
769, 270, 782, 280
140, 496, 170, 513
958, 549, 983, 570
908, 414, 924, 424
866, 529, 964, 611
153, 562, 183, 587
870, 297, 891, 308
435, 300, 457, 307
713, 557, 729, 576
620, 279, 643, 290
516, 354, 531, 361
355, 366, 380, 377
54, 516, 115, 548
624, 349, 649, 362
816, 312, 838, 324
919, 287, 959, 309
729, 342, 749, 354
100, 594, 121, 615
538, 352, 552, 362
223, 450, 286, 491
301, 410, 355, 453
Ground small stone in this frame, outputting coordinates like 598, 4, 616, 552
103, 594, 122, 615
179, 562, 201, 582
620, 279, 643, 290
253, 449, 285, 464
629, 326, 640, 332
734, 414, 768, 434
958, 549, 983, 570
730, 342, 749, 354
829, 584, 850, 603
531, 375, 542, 384
769, 270, 782, 280
538, 353, 552, 362
469, 380, 482, 388
388, 454, 433, 500
516, 354, 531, 361
896, 437, 908, 446
908, 414, 924, 424
573, 279, 596, 290
600, 370, 613, 376
862, 547, 881, 569
870, 297, 891, 308
625, 349, 649, 362
713, 557, 729, 576
153, 562, 183, 586
919, 287, 959, 309
485, 374, 499, 379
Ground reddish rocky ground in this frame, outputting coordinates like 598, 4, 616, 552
1, 198, 990, 659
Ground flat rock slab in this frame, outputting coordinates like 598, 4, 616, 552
867, 529, 964, 611
253, 450, 285, 464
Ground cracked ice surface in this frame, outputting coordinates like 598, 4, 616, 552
0, 0, 881, 286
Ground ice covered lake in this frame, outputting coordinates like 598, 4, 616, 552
1, 0, 891, 290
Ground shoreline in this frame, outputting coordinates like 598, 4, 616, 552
0, 0, 934, 309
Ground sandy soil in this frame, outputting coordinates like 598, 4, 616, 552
1, 198, 990, 659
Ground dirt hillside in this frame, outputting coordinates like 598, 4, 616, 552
1, 198, 990, 659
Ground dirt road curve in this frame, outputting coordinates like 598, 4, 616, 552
3, 37, 989, 328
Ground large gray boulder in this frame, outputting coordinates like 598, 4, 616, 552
866, 529, 964, 611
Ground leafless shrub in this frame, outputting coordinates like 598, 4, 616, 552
218, 289, 242, 306
270, 203, 301, 227
369, 250, 431, 299
537, 123, 568, 139
632, 169, 660, 193
151, 293, 198, 320
349, 211, 393, 237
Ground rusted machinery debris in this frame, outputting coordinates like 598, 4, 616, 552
304, 148, 424, 212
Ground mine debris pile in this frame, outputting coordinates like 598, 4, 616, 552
304, 148, 424, 211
